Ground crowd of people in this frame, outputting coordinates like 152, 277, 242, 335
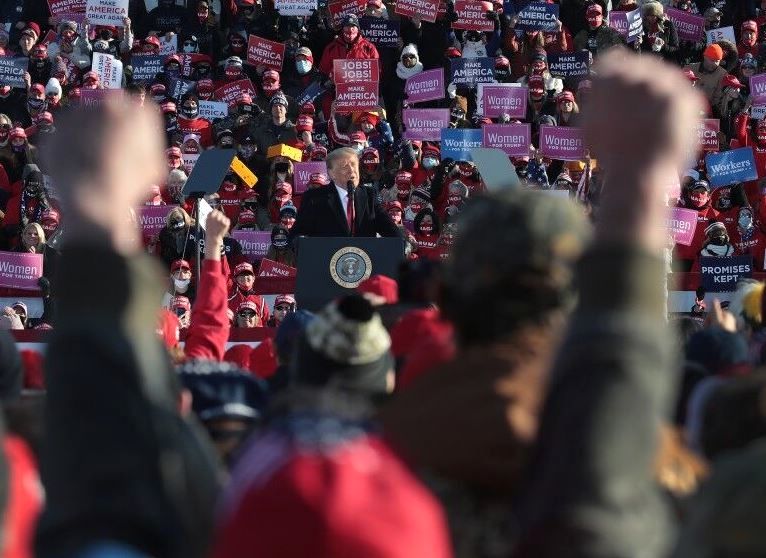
0, 0, 764, 557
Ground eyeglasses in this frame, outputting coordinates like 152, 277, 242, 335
402, 54, 416, 60
238, 310, 256, 318
275, 305, 291, 311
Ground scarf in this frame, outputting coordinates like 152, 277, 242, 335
19, 190, 48, 225
396, 61, 423, 80
702, 243, 734, 257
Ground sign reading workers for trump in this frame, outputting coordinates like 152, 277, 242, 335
405, 68, 444, 103
515, 2, 559, 32
0, 252, 43, 291
666, 207, 698, 246
482, 123, 530, 157
706, 147, 759, 188
539, 126, 585, 161
701, 255, 753, 292
395, 0, 438, 22
441, 128, 483, 161
246, 35, 285, 71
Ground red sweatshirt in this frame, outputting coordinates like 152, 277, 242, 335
184, 258, 231, 362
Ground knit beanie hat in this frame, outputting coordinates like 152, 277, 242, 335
293, 295, 393, 395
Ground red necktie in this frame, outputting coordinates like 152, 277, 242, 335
346, 189, 355, 235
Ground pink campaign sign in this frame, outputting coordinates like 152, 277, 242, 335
231, 231, 272, 263
668, 207, 698, 246
481, 84, 527, 118
0, 252, 43, 291
750, 73, 766, 104
482, 123, 530, 157
405, 68, 444, 104
294, 161, 328, 194
139, 205, 177, 236
403, 109, 450, 141
665, 8, 704, 42
539, 125, 585, 161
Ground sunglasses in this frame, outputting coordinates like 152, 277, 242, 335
238, 310, 256, 318
275, 305, 291, 311
402, 54, 416, 60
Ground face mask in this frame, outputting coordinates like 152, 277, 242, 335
587, 15, 602, 27
0, 128, 9, 142
296, 60, 312, 75
273, 235, 288, 249
276, 172, 288, 182
419, 223, 433, 235
422, 157, 438, 169
181, 104, 199, 119
225, 67, 241, 79
28, 98, 46, 111
100, 30, 111, 40
689, 190, 709, 208
239, 146, 255, 159
711, 235, 728, 246
0, 86, 10, 97
739, 214, 753, 229
362, 163, 377, 173
183, 44, 196, 53
12, 143, 25, 153
343, 27, 359, 43
173, 278, 190, 292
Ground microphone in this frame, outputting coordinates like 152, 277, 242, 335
346, 180, 356, 196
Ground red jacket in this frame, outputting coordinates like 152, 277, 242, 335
733, 226, 766, 270
318, 35, 379, 77
184, 258, 231, 362
177, 116, 213, 148
227, 289, 270, 324
735, 112, 766, 178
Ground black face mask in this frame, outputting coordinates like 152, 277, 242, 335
274, 162, 289, 173
466, 31, 481, 42
181, 104, 199, 119
25, 181, 41, 195
100, 30, 112, 40
711, 235, 728, 246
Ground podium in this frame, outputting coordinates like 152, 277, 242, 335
295, 237, 406, 311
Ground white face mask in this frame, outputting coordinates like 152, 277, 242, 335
296, 60, 312, 75
277, 172, 287, 181
183, 44, 196, 53
173, 278, 190, 293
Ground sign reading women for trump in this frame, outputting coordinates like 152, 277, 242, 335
139, 205, 177, 236
403, 109, 450, 141
294, 161, 328, 194
0, 252, 43, 290
609, 8, 642, 42
706, 147, 758, 188
441, 128, 483, 161
539, 126, 585, 160
482, 123, 530, 156
231, 231, 272, 263
481, 84, 527, 118
665, 8, 704, 41
405, 68, 444, 103
666, 207, 697, 246
750, 73, 766, 104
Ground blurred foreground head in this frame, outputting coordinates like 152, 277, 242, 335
442, 190, 590, 347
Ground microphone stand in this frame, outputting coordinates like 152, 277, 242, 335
347, 180, 355, 237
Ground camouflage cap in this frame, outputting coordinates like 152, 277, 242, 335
442, 189, 591, 345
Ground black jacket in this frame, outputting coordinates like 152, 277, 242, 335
289, 182, 403, 240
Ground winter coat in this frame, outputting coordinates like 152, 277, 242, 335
685, 61, 728, 110
184, 258, 231, 362
573, 23, 626, 56
318, 35, 379, 78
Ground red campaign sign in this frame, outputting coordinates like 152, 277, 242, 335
139, 205, 177, 236
395, 0, 439, 23
258, 258, 297, 278
697, 119, 720, 152
48, 0, 87, 16
213, 79, 257, 108
179, 53, 209, 77
335, 82, 378, 112
0, 252, 43, 291
246, 35, 286, 72
453, 0, 494, 32
40, 30, 58, 46
333, 59, 379, 85
328, 0, 366, 27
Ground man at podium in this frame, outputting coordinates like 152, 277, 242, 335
289, 147, 403, 240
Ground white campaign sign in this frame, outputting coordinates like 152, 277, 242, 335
86, 0, 129, 26
706, 26, 735, 45
199, 100, 228, 121
275, 0, 317, 16
92, 52, 123, 89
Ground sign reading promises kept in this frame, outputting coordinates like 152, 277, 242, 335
700, 255, 753, 292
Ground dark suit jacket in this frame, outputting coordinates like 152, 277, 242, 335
289, 182, 402, 241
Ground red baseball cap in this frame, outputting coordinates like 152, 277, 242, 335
171, 259, 191, 273
235, 262, 255, 276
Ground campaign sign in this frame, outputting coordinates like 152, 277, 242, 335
706, 25, 735, 45
213, 79, 257, 108
92, 52, 122, 89
335, 82, 378, 111
696, 119, 720, 152
481, 84, 527, 118
275, 0, 317, 16
231, 231, 272, 263
199, 101, 228, 121
516, 2, 560, 32
328, 0, 366, 27
441, 128, 483, 161
753, 105, 766, 120
179, 53, 208, 77
48, 0, 87, 16
405, 68, 444, 104
139, 205, 176, 236
0, 58, 27, 89
403, 109, 450, 141
395, 0, 438, 23
182, 154, 200, 175
167, 77, 195, 101
706, 147, 758, 188
80, 88, 124, 107
294, 162, 328, 194
539, 126, 585, 161
547, 51, 589, 78
482, 123, 530, 157
750, 73, 766, 104
667, 207, 697, 246
701, 255, 753, 292
130, 54, 163, 83
259, 258, 297, 278
159, 34, 176, 55
609, 8, 642, 43
450, 57, 494, 86
665, 8, 704, 42
0, 252, 43, 290
247, 35, 285, 72
333, 59, 379, 85
295, 80, 329, 107
453, 1, 494, 32
86, 0, 128, 26
360, 18, 400, 49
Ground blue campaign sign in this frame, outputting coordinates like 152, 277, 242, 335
706, 147, 759, 188
360, 17, 400, 49
450, 57, 494, 87
516, 2, 559, 32
700, 255, 753, 292
441, 128, 483, 161
0, 57, 28, 89
547, 51, 589, 78
296, 80, 328, 107
130, 54, 164, 84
